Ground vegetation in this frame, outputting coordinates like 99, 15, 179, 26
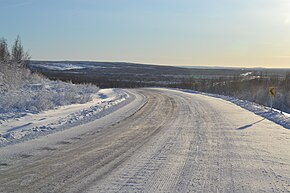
0, 37, 99, 120
0, 36, 31, 91
189, 74, 290, 113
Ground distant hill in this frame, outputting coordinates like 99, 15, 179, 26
29, 61, 290, 88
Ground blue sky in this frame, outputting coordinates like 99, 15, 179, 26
1, 0, 290, 67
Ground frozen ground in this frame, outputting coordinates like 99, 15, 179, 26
0, 88, 289, 193
0, 89, 132, 147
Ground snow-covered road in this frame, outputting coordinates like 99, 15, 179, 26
0, 88, 290, 193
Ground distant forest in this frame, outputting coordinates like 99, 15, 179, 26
29, 61, 290, 113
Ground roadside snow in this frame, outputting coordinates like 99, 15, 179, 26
0, 81, 100, 120
175, 88, 290, 130
0, 89, 133, 147
0, 89, 145, 159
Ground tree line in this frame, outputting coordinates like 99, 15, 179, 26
0, 36, 30, 67
182, 73, 290, 113
0, 36, 32, 91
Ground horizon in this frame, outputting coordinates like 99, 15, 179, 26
31, 59, 290, 69
1, 0, 290, 68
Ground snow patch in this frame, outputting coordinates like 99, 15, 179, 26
240, 72, 252, 76
38, 63, 85, 71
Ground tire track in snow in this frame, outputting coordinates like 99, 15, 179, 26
1, 88, 290, 193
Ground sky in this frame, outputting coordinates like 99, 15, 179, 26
1, 0, 290, 68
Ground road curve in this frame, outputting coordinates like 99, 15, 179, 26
0, 88, 290, 193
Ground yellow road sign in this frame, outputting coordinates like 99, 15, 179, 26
269, 87, 276, 97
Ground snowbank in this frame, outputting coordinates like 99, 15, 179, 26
0, 81, 100, 120
0, 62, 101, 120
176, 89, 290, 130
0, 89, 133, 147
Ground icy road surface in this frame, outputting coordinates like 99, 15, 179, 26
0, 88, 290, 193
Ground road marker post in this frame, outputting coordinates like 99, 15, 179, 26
268, 87, 276, 111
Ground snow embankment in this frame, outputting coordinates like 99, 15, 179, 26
0, 89, 133, 147
176, 89, 290, 130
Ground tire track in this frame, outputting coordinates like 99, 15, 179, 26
1, 88, 290, 193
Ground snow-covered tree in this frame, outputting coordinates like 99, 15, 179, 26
0, 36, 99, 118
0, 38, 10, 63
11, 35, 30, 68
